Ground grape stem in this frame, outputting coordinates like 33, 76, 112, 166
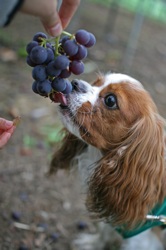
55, 36, 60, 56
62, 31, 72, 37
41, 30, 74, 57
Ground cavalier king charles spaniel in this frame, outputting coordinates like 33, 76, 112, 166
50, 73, 166, 250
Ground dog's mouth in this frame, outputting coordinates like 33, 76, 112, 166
52, 92, 90, 136
51, 92, 74, 118
51, 92, 68, 107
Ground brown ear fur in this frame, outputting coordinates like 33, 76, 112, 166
87, 114, 166, 229
49, 129, 87, 174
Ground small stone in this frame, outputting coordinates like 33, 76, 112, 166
50, 232, 60, 241
19, 193, 28, 202
18, 243, 29, 250
37, 223, 48, 231
76, 221, 88, 230
11, 211, 21, 221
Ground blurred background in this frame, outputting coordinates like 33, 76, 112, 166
0, 0, 166, 249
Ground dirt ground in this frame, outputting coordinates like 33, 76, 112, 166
1, 1, 166, 249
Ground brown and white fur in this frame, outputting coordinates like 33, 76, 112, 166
50, 73, 166, 250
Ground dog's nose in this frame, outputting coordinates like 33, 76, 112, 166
71, 79, 88, 93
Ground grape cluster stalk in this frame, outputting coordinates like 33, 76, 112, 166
26, 29, 96, 103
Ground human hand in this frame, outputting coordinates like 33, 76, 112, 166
20, 0, 80, 37
0, 118, 16, 149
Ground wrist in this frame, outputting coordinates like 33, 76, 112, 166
0, 0, 25, 27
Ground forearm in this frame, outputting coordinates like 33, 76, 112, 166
0, 0, 24, 26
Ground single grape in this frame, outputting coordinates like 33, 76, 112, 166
32, 81, 40, 94
75, 29, 90, 45
62, 39, 78, 56
33, 32, 47, 42
37, 79, 52, 96
59, 69, 71, 78
45, 48, 54, 64
69, 60, 84, 75
70, 44, 87, 60
32, 65, 47, 81
30, 46, 48, 64
46, 61, 61, 77
26, 56, 37, 67
62, 80, 73, 94
51, 78, 67, 92
60, 35, 70, 46
54, 55, 70, 70
26, 41, 38, 54
85, 33, 96, 47
46, 42, 53, 50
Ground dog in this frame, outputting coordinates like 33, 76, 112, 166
50, 73, 166, 250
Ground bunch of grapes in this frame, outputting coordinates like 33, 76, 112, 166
26, 29, 96, 101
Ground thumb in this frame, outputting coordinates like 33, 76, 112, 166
41, 11, 63, 37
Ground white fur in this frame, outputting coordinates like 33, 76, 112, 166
121, 230, 164, 250
71, 227, 164, 250
72, 145, 102, 191
104, 73, 144, 90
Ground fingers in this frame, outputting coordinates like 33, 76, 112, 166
41, 11, 62, 37
20, 0, 62, 36
59, 0, 80, 29
0, 131, 13, 149
0, 118, 13, 130
0, 126, 16, 149
20, 0, 80, 37
0, 118, 16, 149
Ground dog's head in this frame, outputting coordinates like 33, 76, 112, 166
50, 73, 166, 228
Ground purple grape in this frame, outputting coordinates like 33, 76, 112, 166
26, 41, 38, 54
46, 61, 61, 77
30, 46, 48, 64
33, 32, 47, 42
60, 35, 70, 46
59, 69, 71, 78
62, 39, 78, 56
75, 29, 90, 45
51, 78, 67, 92
45, 48, 54, 64
70, 44, 87, 60
54, 55, 70, 70
69, 60, 84, 75
46, 42, 54, 50
32, 65, 47, 81
26, 56, 37, 67
85, 33, 96, 47
62, 80, 73, 94
32, 81, 39, 94
37, 79, 52, 96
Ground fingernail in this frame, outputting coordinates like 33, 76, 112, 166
5, 120, 13, 128
48, 23, 62, 37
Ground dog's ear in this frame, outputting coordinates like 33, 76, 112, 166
49, 129, 87, 174
87, 114, 166, 229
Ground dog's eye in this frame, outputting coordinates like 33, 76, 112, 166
104, 94, 118, 109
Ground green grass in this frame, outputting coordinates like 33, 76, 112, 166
90, 0, 166, 23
